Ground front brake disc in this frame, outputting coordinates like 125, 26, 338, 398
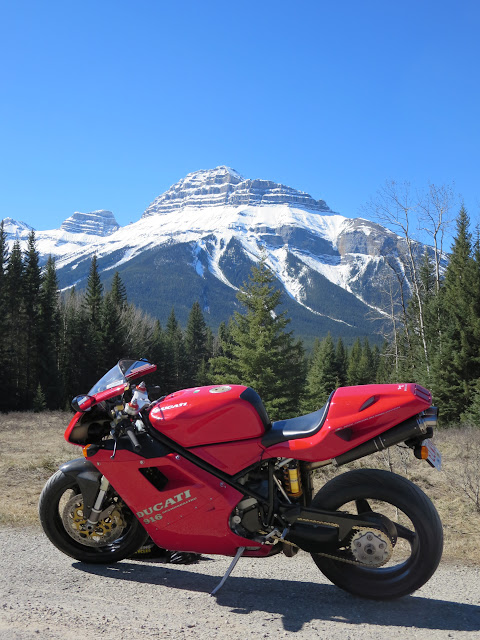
61, 493, 126, 547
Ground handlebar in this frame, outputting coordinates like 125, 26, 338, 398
125, 425, 142, 453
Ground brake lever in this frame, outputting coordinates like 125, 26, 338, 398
110, 430, 118, 460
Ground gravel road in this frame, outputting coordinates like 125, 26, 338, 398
0, 527, 478, 640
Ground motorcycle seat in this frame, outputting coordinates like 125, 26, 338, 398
261, 394, 332, 448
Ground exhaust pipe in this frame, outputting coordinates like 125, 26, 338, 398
333, 407, 437, 468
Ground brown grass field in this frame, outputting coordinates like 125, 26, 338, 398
0, 411, 479, 564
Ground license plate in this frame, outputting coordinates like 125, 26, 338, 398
425, 440, 442, 470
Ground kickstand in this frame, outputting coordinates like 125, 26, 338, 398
210, 546, 246, 596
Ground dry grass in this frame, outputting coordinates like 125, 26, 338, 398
0, 412, 479, 565
0, 412, 77, 526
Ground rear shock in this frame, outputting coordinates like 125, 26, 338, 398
283, 461, 303, 498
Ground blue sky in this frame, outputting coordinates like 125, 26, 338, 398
1, 0, 479, 241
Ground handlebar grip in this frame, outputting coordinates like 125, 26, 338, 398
125, 426, 142, 453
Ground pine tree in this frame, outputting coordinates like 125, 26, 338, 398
335, 338, 348, 386
101, 291, 123, 368
347, 338, 363, 386
84, 255, 104, 325
210, 257, 305, 419
83, 255, 104, 381
357, 338, 375, 385
110, 271, 127, 308
433, 206, 477, 422
23, 231, 42, 407
38, 256, 62, 407
101, 274, 128, 368
214, 321, 234, 358
163, 308, 187, 392
303, 334, 338, 412
185, 301, 208, 387
461, 378, 480, 426
0, 222, 9, 401
147, 320, 165, 390
33, 383, 47, 412
59, 288, 90, 404
3, 241, 25, 409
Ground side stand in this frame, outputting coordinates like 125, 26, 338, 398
210, 546, 246, 596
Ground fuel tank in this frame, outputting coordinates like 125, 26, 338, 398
148, 385, 270, 447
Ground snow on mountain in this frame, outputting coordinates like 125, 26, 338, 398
142, 166, 330, 216
1, 166, 424, 339
60, 210, 119, 236
2, 217, 33, 241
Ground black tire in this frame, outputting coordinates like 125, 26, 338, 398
39, 470, 148, 564
310, 468, 443, 600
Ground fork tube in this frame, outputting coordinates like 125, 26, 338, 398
85, 476, 110, 528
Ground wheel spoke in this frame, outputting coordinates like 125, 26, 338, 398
395, 522, 417, 546
355, 498, 372, 514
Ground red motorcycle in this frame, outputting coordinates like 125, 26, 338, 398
39, 359, 443, 600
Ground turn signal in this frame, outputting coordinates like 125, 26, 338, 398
82, 444, 91, 458
419, 446, 429, 460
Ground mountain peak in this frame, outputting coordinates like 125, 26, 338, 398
142, 167, 331, 217
2, 217, 34, 241
185, 166, 245, 182
60, 210, 119, 236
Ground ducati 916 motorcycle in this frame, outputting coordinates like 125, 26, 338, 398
39, 359, 444, 600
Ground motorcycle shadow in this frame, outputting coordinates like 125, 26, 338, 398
73, 560, 479, 634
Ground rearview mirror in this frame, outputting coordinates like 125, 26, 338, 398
71, 395, 95, 412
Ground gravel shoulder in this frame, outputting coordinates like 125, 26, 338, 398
0, 527, 479, 640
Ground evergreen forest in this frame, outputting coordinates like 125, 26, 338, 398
1, 204, 479, 425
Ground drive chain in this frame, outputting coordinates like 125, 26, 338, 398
280, 517, 394, 567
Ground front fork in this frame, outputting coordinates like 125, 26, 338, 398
85, 476, 110, 530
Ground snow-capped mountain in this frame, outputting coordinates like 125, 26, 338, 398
143, 166, 330, 215
60, 210, 119, 236
2, 167, 426, 342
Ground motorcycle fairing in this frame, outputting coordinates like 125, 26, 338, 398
87, 447, 271, 556
261, 383, 432, 461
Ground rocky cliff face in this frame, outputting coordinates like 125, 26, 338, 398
142, 166, 330, 216
60, 210, 119, 236
336, 219, 402, 257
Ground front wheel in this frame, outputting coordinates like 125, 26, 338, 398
310, 469, 443, 599
39, 470, 148, 563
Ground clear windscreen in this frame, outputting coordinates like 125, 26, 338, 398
88, 364, 126, 395
88, 360, 156, 396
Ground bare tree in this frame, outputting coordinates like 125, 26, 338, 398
418, 183, 455, 293
365, 180, 429, 372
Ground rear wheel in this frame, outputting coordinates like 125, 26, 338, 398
310, 468, 443, 599
39, 470, 148, 563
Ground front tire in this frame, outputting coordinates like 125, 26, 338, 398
39, 470, 148, 563
310, 469, 443, 599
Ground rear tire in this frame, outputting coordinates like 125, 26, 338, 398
39, 470, 148, 563
310, 468, 443, 599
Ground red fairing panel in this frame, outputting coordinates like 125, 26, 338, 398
188, 438, 266, 475
262, 383, 433, 461
64, 383, 127, 444
88, 448, 270, 557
